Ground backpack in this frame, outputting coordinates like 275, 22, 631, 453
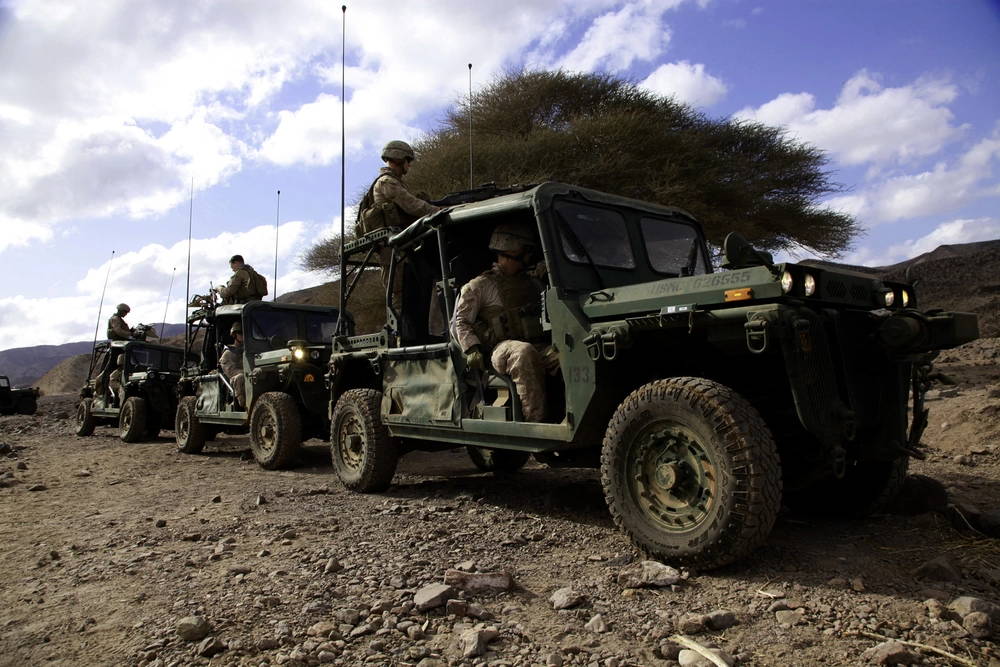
247, 266, 268, 298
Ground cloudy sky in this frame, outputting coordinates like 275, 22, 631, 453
1, 0, 998, 350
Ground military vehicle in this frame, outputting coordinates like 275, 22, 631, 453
76, 339, 184, 441
0, 376, 39, 416
176, 298, 345, 469
326, 182, 979, 569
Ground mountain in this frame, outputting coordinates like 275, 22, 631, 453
0, 323, 186, 389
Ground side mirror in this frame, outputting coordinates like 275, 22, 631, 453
721, 232, 774, 270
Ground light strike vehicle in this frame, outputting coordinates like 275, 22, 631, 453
175, 299, 344, 469
326, 182, 979, 569
76, 339, 184, 441
0, 376, 39, 416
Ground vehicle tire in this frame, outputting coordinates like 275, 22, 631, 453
76, 398, 96, 437
16, 397, 37, 415
601, 377, 782, 570
119, 397, 148, 443
331, 388, 398, 492
249, 392, 302, 470
175, 396, 206, 454
467, 447, 530, 473
786, 457, 909, 517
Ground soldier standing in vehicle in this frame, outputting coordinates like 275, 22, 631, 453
451, 223, 558, 422
359, 140, 439, 235
216, 255, 267, 305
219, 322, 246, 409
108, 303, 132, 340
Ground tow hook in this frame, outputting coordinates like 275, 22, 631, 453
583, 325, 630, 361
744, 313, 769, 354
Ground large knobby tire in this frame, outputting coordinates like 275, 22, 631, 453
467, 447, 531, 474
76, 398, 96, 437
175, 396, 206, 454
249, 392, 302, 470
786, 457, 909, 517
119, 396, 148, 443
331, 388, 398, 492
601, 377, 782, 570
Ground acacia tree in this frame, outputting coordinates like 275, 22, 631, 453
303, 69, 857, 273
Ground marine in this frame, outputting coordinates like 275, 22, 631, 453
107, 303, 132, 340
358, 140, 439, 235
216, 255, 267, 305
219, 322, 246, 409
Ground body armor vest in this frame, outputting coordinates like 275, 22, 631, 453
358, 172, 409, 234
473, 269, 544, 350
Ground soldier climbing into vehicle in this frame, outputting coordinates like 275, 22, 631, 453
219, 322, 246, 409
107, 353, 125, 407
215, 255, 268, 305
452, 223, 559, 422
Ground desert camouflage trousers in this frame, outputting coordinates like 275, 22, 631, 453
490, 340, 547, 422
230, 373, 246, 409
109, 369, 123, 405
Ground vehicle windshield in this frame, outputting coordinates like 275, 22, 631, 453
555, 201, 636, 270
305, 313, 339, 343
129, 347, 183, 372
250, 309, 338, 345
641, 217, 707, 276
0, 377, 9, 388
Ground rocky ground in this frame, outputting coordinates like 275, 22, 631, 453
1, 342, 999, 667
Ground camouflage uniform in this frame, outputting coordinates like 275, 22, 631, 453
108, 355, 124, 406
218, 265, 262, 305
452, 265, 550, 422
219, 344, 245, 409
108, 314, 131, 340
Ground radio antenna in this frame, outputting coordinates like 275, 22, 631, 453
160, 267, 176, 339
337, 4, 347, 334
88, 249, 115, 379
273, 189, 281, 301
468, 62, 473, 189
184, 177, 194, 354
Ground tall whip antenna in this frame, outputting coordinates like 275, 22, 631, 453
184, 177, 194, 354
337, 4, 347, 334
468, 62, 473, 189
88, 249, 115, 378
160, 267, 176, 339
273, 189, 281, 301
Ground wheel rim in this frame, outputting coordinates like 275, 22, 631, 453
255, 410, 278, 459
336, 412, 365, 471
628, 422, 718, 532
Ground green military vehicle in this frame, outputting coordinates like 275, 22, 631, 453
0, 376, 39, 416
326, 182, 979, 569
76, 339, 184, 441
175, 299, 345, 469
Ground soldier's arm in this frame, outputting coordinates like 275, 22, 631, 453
452, 281, 483, 352
110, 317, 130, 339
376, 178, 439, 218
218, 268, 246, 298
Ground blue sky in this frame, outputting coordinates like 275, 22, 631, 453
1, 0, 998, 349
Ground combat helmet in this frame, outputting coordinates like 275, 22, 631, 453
381, 140, 415, 162
230, 322, 243, 336
116, 303, 131, 314
489, 223, 536, 259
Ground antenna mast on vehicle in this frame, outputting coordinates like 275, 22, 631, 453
468, 62, 473, 189
184, 178, 194, 355
274, 189, 281, 301
88, 249, 115, 379
337, 4, 347, 335
160, 267, 176, 339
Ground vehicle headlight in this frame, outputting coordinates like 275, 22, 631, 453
780, 270, 794, 294
803, 274, 816, 296
883, 290, 895, 307
292, 348, 305, 361
901, 289, 910, 307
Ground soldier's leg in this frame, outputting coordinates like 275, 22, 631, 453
231, 373, 246, 409
109, 370, 122, 406
491, 340, 546, 422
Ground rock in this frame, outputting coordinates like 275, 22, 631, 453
154, 519, 167, 528
616, 560, 682, 588
446, 599, 468, 616
550, 587, 585, 610
466, 603, 491, 620
585, 614, 608, 633
255, 494, 267, 505
74, 470, 91, 477
850, 577, 866, 592
280, 529, 297, 540
977, 509, 1000, 538
307, 621, 338, 637
455, 559, 476, 572
775, 609, 805, 626
197, 636, 226, 657
704, 610, 737, 631
545, 652, 564, 666
414, 583, 455, 611
949, 596, 1000, 622
458, 627, 498, 659
914, 556, 962, 582
256, 637, 280, 650
317, 650, 337, 663
15, 462, 27, 471
678, 648, 735, 667
964, 611, 992, 639
176, 616, 211, 641
863, 640, 921, 665
27, 484, 47, 492
677, 614, 706, 634
443, 569, 513, 593
322, 557, 342, 574
210, 495, 221, 503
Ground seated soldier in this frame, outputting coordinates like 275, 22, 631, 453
108, 354, 125, 407
451, 223, 558, 422
219, 322, 246, 409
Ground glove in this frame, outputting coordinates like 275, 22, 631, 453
465, 345, 485, 371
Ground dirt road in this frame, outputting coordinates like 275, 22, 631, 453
1, 342, 998, 666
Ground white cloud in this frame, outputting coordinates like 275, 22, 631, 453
640, 61, 727, 107
735, 71, 964, 166
846, 217, 1000, 266
557, 3, 672, 74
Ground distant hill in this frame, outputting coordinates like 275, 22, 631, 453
0, 323, 186, 389
36, 353, 93, 396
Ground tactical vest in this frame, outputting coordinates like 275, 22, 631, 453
358, 172, 407, 234
472, 270, 544, 350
